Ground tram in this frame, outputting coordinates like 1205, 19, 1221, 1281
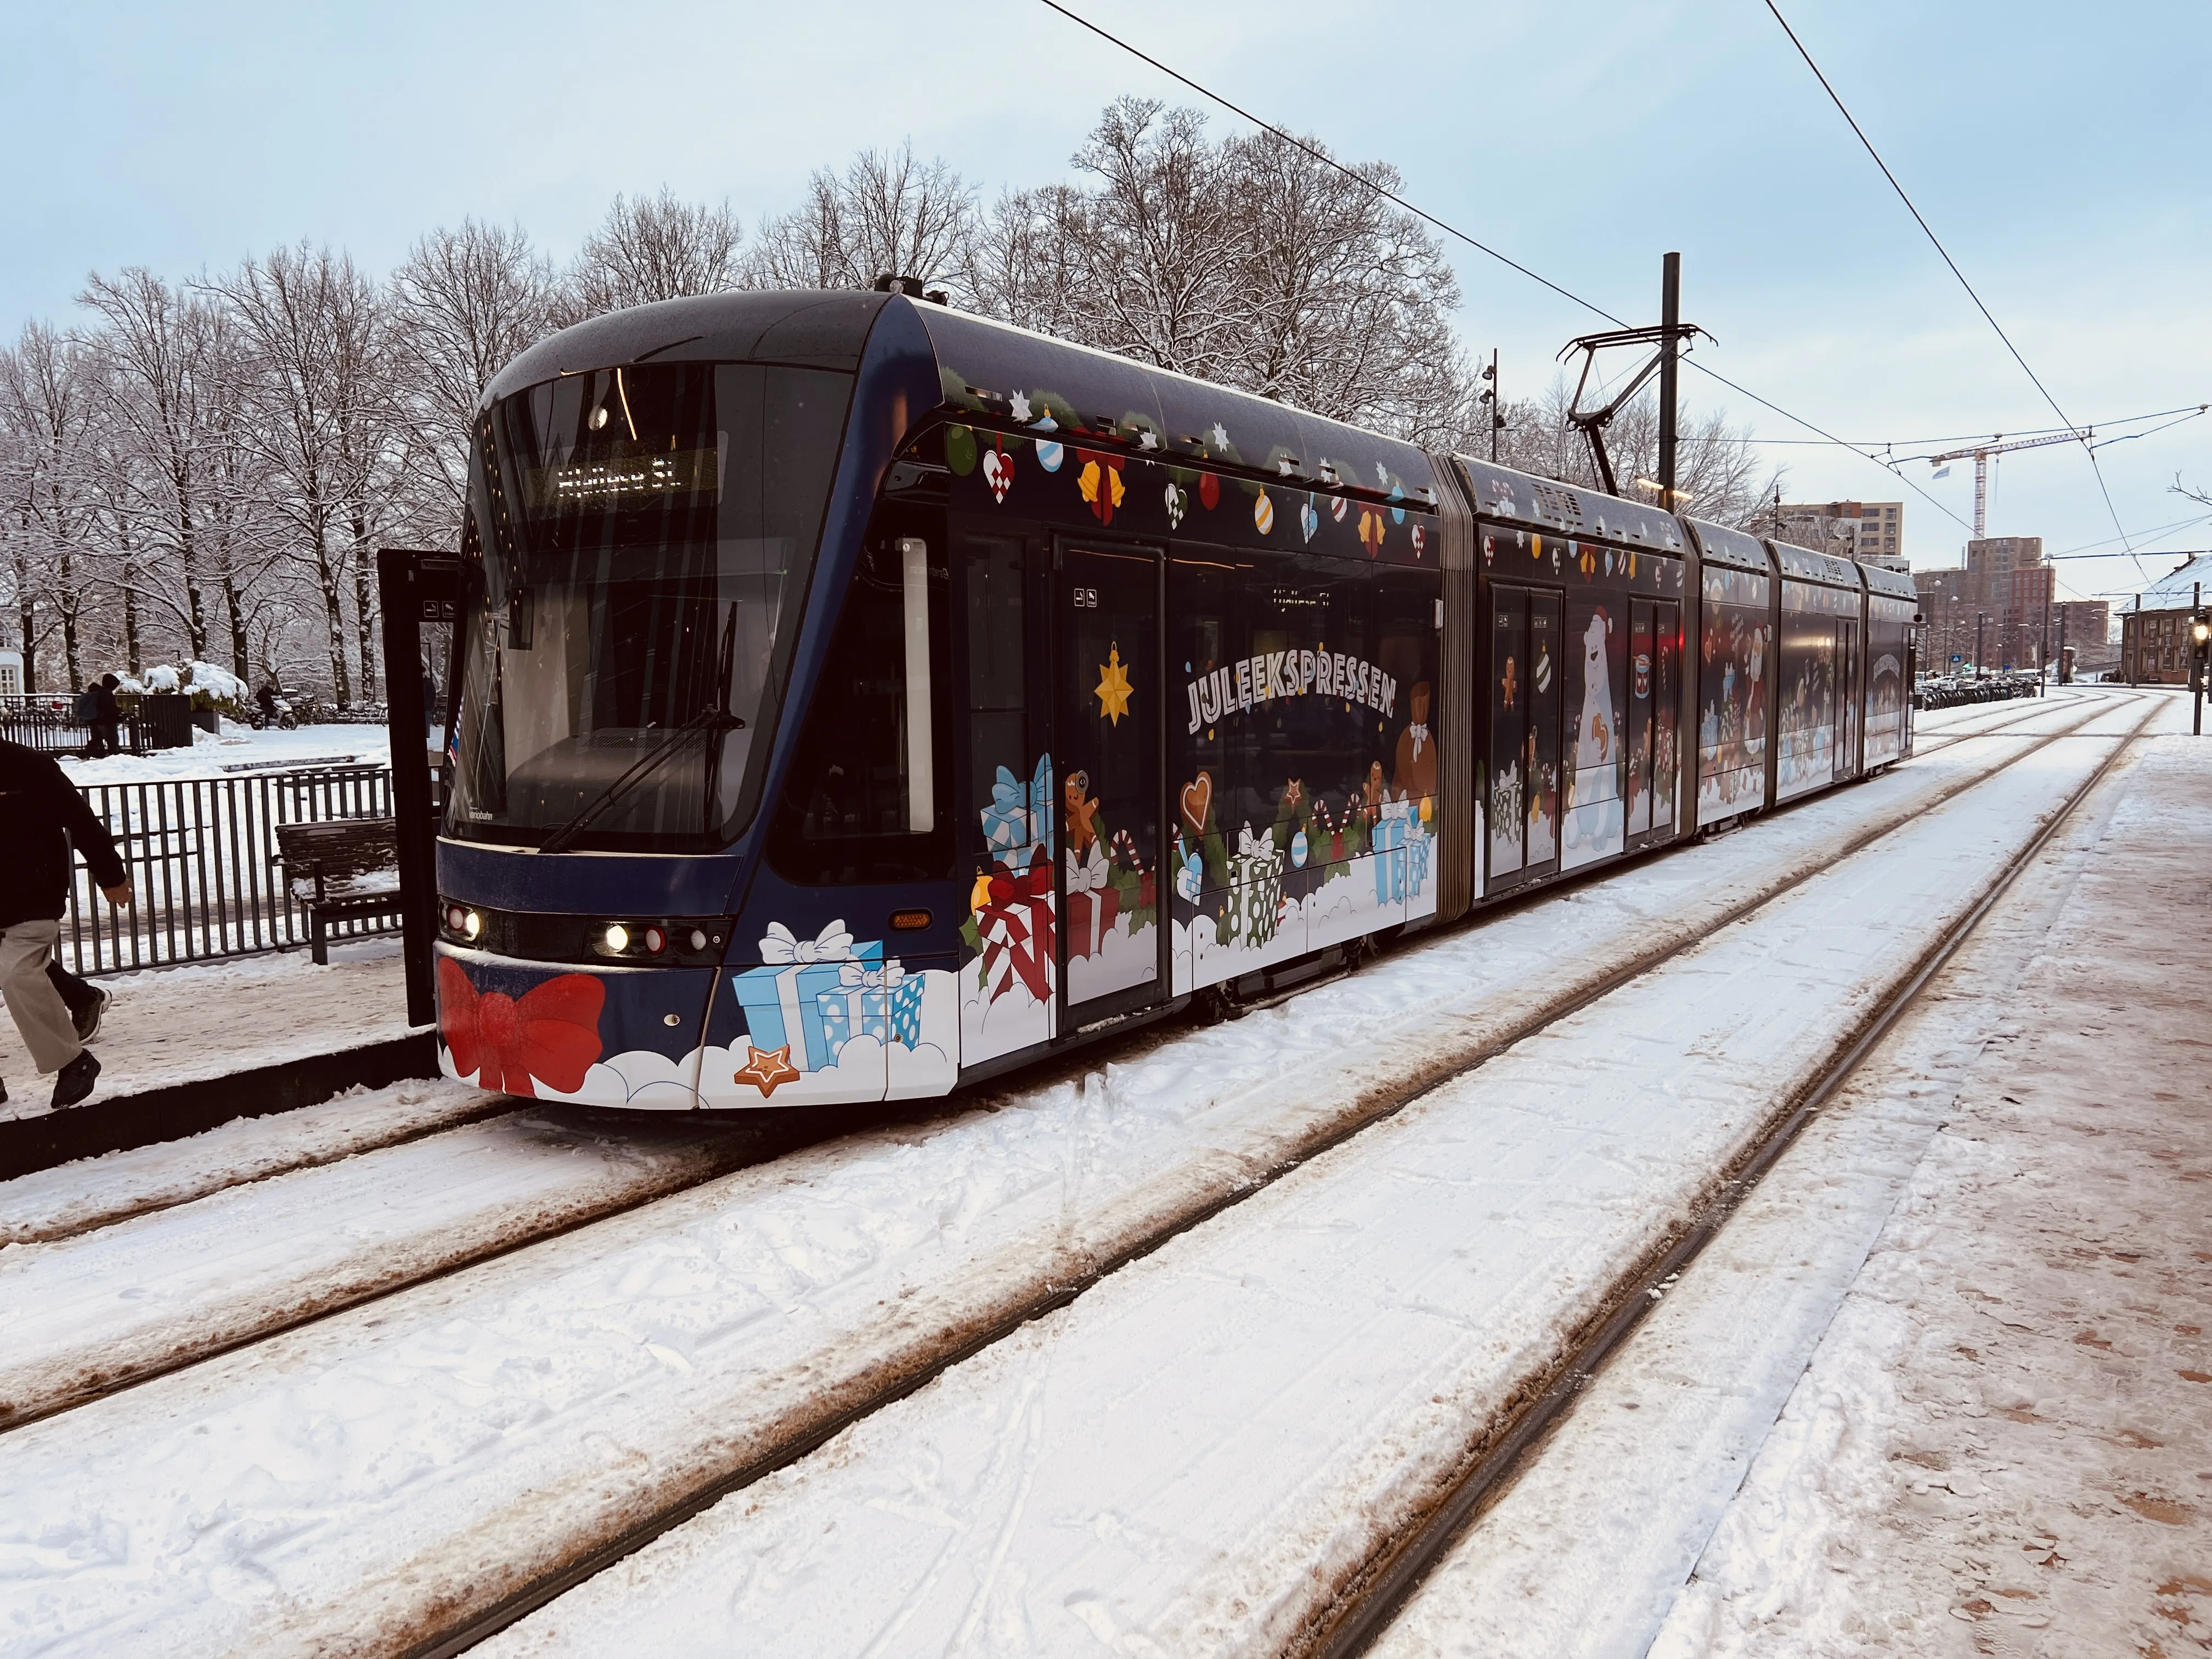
431, 288, 1917, 1108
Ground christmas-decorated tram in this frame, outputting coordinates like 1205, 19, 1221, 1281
432, 289, 1916, 1109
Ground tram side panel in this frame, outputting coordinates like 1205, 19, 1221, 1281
1694, 558, 1774, 825
1863, 585, 1916, 769
1168, 541, 1442, 994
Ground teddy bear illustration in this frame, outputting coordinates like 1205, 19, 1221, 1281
1564, 608, 1623, 855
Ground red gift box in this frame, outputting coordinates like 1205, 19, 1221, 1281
1065, 883, 1121, 958
977, 860, 1055, 1003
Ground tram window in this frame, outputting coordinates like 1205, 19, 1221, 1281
962, 534, 1028, 860
447, 360, 852, 849
768, 533, 954, 884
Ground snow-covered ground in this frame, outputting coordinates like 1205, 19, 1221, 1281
470, 699, 2152, 1656
0, 1076, 494, 1246
0, 1102, 774, 1426
0, 689, 2168, 1656
1643, 727, 2212, 1658
53, 722, 394, 787
0, 935, 414, 1122
1368, 710, 2197, 1659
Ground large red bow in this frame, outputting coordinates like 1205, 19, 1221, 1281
976, 860, 1056, 1004
438, 957, 605, 1096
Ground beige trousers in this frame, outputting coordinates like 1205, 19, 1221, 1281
0, 921, 81, 1074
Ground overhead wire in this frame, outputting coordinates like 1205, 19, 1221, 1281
1036, 0, 2182, 563
1760, 0, 2146, 577
1033, 0, 1974, 536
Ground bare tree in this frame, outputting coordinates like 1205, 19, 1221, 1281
390, 219, 558, 533
1474, 373, 1781, 529
969, 101, 1471, 442
562, 191, 745, 320
751, 144, 976, 291
0, 324, 101, 689
213, 244, 399, 702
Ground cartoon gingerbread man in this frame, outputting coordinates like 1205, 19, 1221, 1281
1064, 770, 1101, 855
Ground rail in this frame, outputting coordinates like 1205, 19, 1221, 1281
1311, 691, 2163, 1656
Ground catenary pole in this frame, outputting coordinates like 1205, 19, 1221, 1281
1658, 253, 1680, 510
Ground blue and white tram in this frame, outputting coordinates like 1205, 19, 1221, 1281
432, 289, 1915, 1109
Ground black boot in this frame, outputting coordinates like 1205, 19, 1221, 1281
52, 1051, 100, 1109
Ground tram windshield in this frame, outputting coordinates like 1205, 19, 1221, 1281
449, 361, 852, 849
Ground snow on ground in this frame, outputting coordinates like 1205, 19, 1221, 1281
54, 723, 393, 787
1365, 706, 2179, 1659
1644, 727, 2212, 1659
473, 710, 2149, 1655
0, 1104, 776, 1426
0, 935, 413, 1119
0, 1077, 495, 1246
0, 694, 2146, 1654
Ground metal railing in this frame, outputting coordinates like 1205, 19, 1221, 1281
1, 693, 151, 757
60, 763, 425, 977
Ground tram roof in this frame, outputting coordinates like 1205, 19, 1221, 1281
1770, 539, 1865, 591
1863, 564, 1918, 601
1684, 517, 1769, 575
483, 290, 894, 405
1452, 459, 1686, 553
915, 305, 1440, 504
481, 289, 1445, 505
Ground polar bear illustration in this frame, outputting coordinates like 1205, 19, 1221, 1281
1565, 608, 1623, 856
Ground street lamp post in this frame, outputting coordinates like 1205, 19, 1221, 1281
2193, 581, 2208, 738
1974, 612, 1987, 680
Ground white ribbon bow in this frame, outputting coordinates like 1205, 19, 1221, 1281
1066, 844, 1111, 894
1406, 721, 1430, 761
759, 918, 857, 965
1235, 824, 1281, 868
836, 960, 906, 990
1381, 795, 1412, 823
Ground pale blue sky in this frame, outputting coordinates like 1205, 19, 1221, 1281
5, 0, 2206, 603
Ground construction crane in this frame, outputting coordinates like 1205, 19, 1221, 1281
1926, 428, 2091, 538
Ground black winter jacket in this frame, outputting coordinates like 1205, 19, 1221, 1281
0, 739, 126, 928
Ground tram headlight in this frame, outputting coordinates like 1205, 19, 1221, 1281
443, 903, 482, 941
601, 922, 630, 955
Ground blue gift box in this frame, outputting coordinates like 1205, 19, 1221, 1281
1406, 822, 1432, 897
979, 756, 1056, 871
1372, 808, 1409, 905
815, 961, 927, 1053
732, 938, 883, 1072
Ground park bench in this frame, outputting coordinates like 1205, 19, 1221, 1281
274, 817, 403, 964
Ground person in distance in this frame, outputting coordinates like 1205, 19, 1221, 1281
0, 737, 132, 1108
83, 673, 124, 759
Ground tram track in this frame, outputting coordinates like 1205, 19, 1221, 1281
0, 695, 2147, 1656
1909, 689, 2083, 752
459, 690, 2169, 1658
397, 693, 2155, 1657
0, 696, 2134, 1446
1306, 690, 2166, 1659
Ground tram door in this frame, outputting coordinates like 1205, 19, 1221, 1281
1486, 585, 1562, 882
1057, 543, 1164, 1019
1651, 600, 1680, 836
1835, 619, 1860, 779
1627, 602, 1654, 837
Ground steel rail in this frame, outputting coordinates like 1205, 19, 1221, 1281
1307, 691, 2162, 1659
391, 692, 2151, 1658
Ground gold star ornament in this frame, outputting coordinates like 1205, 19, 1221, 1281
1095, 644, 1134, 726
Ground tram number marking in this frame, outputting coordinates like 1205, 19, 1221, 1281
1073, 586, 1100, 610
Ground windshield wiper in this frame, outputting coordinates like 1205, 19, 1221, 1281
538, 705, 744, 854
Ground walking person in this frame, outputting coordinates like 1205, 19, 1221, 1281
83, 673, 123, 759
0, 736, 131, 1108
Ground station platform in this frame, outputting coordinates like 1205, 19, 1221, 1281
0, 938, 432, 1178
